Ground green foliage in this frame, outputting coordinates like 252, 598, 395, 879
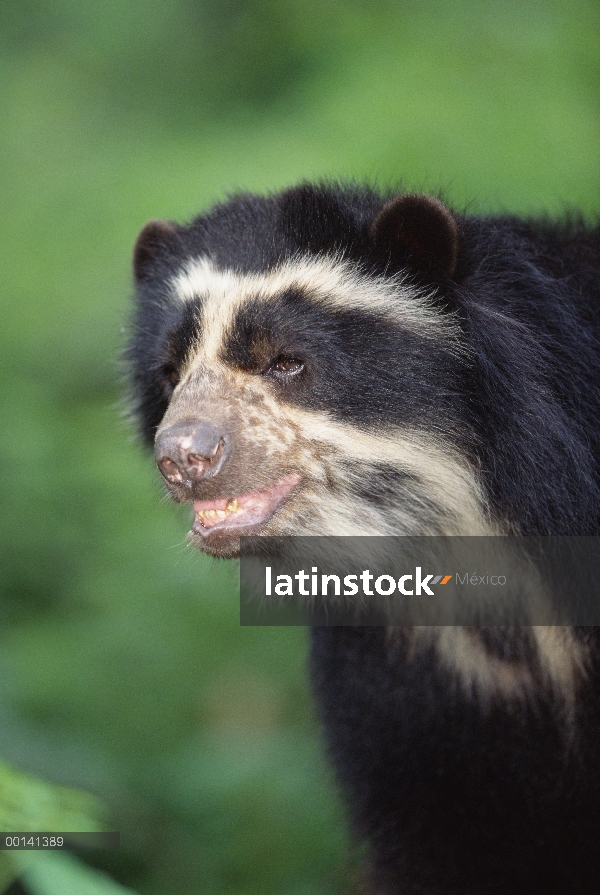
19, 852, 136, 895
0, 761, 106, 894
0, 0, 598, 892
0, 760, 103, 834
0, 0, 398, 123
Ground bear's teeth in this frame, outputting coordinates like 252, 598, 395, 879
196, 501, 241, 523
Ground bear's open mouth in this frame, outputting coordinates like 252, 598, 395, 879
191, 473, 302, 538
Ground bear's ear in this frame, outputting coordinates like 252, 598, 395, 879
370, 194, 459, 281
133, 219, 181, 282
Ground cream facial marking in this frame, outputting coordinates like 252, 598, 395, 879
402, 626, 589, 708
171, 255, 466, 370
278, 408, 495, 536
160, 356, 492, 537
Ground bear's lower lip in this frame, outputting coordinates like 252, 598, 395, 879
191, 473, 302, 540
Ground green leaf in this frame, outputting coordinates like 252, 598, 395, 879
0, 759, 104, 834
17, 851, 137, 895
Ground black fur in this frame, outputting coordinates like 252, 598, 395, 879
221, 291, 465, 430
311, 626, 600, 895
127, 183, 600, 895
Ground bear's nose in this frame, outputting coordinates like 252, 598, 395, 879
155, 423, 230, 485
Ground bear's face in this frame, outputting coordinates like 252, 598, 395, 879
128, 188, 492, 556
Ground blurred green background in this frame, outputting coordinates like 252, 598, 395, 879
0, 1, 598, 892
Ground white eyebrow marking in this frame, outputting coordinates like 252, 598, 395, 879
171, 254, 465, 367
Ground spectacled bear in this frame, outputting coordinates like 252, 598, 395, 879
126, 183, 600, 895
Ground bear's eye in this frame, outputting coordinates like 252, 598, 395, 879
266, 355, 305, 379
162, 364, 180, 388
